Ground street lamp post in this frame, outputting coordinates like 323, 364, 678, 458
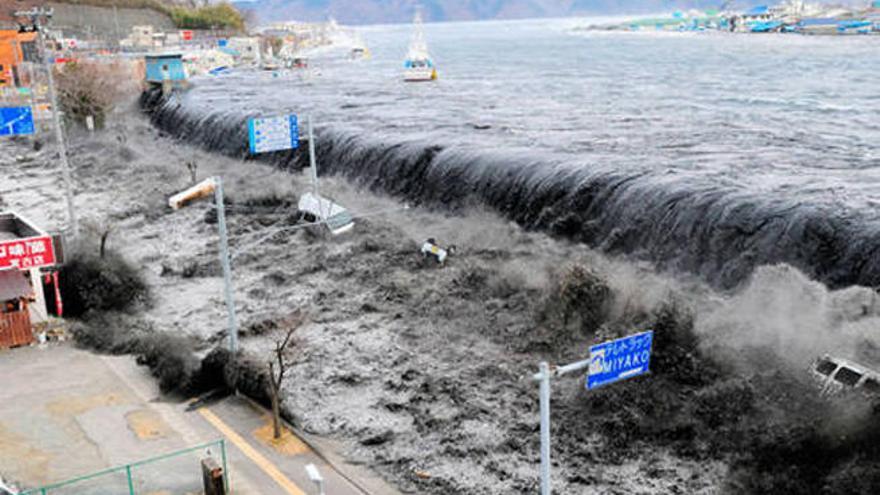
16, 7, 79, 240
169, 176, 238, 354
17, 8, 78, 236
213, 177, 238, 354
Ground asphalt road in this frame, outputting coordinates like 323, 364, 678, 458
0, 343, 400, 495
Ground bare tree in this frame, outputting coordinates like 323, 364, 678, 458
267, 313, 303, 439
54, 60, 135, 129
83, 217, 114, 259
99, 226, 113, 259
186, 160, 198, 185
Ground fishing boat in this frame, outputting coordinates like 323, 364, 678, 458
350, 34, 371, 60
403, 11, 437, 82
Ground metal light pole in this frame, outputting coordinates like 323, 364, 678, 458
168, 177, 238, 355
18, 7, 79, 239
537, 361, 551, 495
213, 177, 238, 354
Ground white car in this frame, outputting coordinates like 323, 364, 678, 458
812, 354, 880, 397
298, 192, 354, 236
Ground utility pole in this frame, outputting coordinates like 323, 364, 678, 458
307, 114, 318, 196
16, 7, 79, 239
113, 5, 122, 50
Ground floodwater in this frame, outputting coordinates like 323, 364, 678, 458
155, 19, 880, 289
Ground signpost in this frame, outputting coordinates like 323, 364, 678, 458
533, 330, 654, 495
587, 330, 654, 390
247, 115, 299, 154
0, 106, 35, 136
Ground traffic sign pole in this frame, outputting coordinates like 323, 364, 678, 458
538, 361, 551, 495
532, 331, 652, 493
533, 358, 591, 495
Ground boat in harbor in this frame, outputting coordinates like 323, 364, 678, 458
351, 34, 371, 60
403, 11, 437, 82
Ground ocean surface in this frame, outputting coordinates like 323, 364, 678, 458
150, 19, 880, 289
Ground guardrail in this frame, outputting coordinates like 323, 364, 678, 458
18, 439, 228, 495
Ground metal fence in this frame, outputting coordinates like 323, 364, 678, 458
19, 440, 228, 495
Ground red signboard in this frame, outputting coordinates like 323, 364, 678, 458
182, 30, 193, 41
0, 236, 56, 270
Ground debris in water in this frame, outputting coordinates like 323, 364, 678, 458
420, 238, 455, 265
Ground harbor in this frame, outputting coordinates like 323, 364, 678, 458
582, 0, 880, 34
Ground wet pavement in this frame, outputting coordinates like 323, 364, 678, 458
0, 343, 398, 495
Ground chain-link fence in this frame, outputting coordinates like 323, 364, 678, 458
19, 439, 227, 495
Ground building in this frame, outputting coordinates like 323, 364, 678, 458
0, 211, 60, 349
120, 24, 156, 49
226, 36, 262, 65
0, 30, 37, 88
0, 269, 36, 348
182, 48, 235, 77
145, 53, 186, 84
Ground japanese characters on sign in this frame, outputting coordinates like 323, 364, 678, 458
248, 115, 299, 154
587, 330, 654, 390
0, 236, 56, 270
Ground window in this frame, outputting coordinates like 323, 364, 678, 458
833, 367, 863, 387
815, 358, 837, 376
863, 378, 880, 395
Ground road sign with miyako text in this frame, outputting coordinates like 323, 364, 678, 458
247, 115, 299, 154
587, 331, 653, 390
0, 236, 56, 270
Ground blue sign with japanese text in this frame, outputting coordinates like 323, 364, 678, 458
587, 330, 653, 390
247, 115, 298, 154
0, 106, 34, 136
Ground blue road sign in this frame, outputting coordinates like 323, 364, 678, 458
587, 330, 653, 390
0, 107, 35, 137
247, 115, 299, 154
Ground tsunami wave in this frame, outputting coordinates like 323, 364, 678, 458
141, 88, 880, 291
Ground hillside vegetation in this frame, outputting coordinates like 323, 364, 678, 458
245, 0, 724, 24
169, 3, 245, 30
48, 0, 245, 30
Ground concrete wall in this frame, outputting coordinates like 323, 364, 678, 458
48, 2, 175, 40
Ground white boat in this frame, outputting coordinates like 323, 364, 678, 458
403, 11, 437, 82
